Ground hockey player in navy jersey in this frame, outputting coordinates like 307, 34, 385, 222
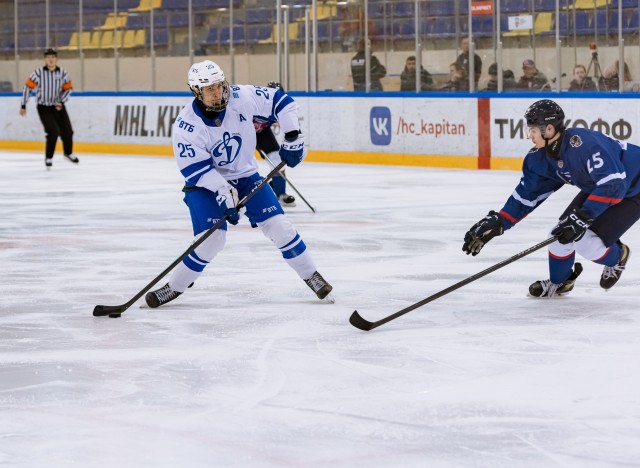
145, 60, 332, 308
254, 81, 296, 207
463, 99, 640, 297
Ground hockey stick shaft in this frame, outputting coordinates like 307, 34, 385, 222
257, 147, 316, 213
93, 161, 287, 317
349, 236, 558, 331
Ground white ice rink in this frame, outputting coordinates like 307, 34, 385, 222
1, 151, 639, 468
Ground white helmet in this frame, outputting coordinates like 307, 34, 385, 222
187, 60, 230, 112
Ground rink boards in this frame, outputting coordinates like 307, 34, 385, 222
1, 92, 639, 171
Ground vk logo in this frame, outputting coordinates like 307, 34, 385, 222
370, 107, 391, 145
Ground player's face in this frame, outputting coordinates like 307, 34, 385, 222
528, 125, 555, 148
200, 82, 224, 108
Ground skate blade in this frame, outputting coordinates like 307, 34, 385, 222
322, 293, 335, 304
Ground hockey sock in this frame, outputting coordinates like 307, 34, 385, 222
549, 251, 576, 284
592, 242, 622, 267
271, 174, 286, 197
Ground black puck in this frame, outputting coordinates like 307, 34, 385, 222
108, 313, 121, 318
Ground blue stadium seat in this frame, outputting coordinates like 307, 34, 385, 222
629, 10, 639, 31
432, 17, 455, 38
220, 26, 245, 45
202, 27, 218, 46
394, 1, 415, 17
147, 28, 168, 46
392, 19, 415, 39
534, 0, 556, 11
247, 24, 272, 44
472, 15, 494, 37
126, 14, 146, 29
246, 8, 274, 24
574, 10, 592, 34
503, 0, 530, 13
426, 1, 454, 16
594, 9, 607, 34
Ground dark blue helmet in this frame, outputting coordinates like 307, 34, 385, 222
525, 99, 565, 131
267, 81, 284, 92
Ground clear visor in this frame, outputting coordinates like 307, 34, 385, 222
527, 125, 547, 139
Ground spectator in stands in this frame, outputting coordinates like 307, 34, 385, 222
455, 37, 482, 89
19, 48, 78, 169
440, 62, 468, 92
400, 55, 433, 92
599, 60, 632, 91
482, 63, 518, 92
350, 38, 386, 92
568, 64, 597, 92
517, 59, 549, 91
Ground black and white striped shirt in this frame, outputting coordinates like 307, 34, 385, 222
21, 66, 73, 107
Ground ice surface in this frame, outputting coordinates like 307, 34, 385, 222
1, 151, 639, 468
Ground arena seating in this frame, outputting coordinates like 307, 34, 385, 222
0, 0, 636, 55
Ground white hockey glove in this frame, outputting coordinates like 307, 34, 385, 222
216, 185, 241, 225
279, 130, 306, 168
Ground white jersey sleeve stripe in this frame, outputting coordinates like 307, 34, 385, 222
512, 189, 554, 207
596, 172, 626, 186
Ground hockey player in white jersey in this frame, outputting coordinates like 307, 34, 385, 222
145, 60, 332, 308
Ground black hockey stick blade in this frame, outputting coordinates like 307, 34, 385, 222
93, 161, 287, 317
257, 147, 316, 213
350, 236, 558, 331
93, 304, 126, 316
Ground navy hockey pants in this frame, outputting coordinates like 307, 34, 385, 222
562, 191, 640, 247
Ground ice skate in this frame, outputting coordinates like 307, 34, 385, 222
304, 271, 333, 300
278, 193, 296, 207
145, 283, 182, 308
64, 153, 79, 164
600, 242, 630, 289
529, 263, 583, 298
45, 157, 52, 169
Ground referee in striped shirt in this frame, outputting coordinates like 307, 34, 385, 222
19, 48, 79, 168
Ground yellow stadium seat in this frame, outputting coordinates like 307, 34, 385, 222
306, 3, 337, 21
129, 0, 161, 12
100, 30, 114, 48
259, 23, 299, 44
86, 30, 102, 49
122, 29, 136, 48
134, 29, 145, 47
60, 32, 79, 50
565, 0, 610, 9
97, 12, 128, 30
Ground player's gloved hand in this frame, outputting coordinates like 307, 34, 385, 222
462, 210, 505, 256
551, 208, 593, 244
279, 130, 306, 168
216, 185, 241, 225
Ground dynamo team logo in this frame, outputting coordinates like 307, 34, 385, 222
370, 106, 391, 146
212, 131, 242, 166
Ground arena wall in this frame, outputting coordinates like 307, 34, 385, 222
1, 93, 638, 171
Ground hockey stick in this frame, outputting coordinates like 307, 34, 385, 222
257, 147, 316, 213
349, 236, 558, 331
93, 160, 287, 317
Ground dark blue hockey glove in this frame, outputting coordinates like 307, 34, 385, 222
551, 208, 593, 244
462, 210, 505, 256
216, 186, 240, 225
279, 131, 306, 168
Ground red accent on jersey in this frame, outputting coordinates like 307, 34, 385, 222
499, 210, 518, 224
587, 194, 622, 205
